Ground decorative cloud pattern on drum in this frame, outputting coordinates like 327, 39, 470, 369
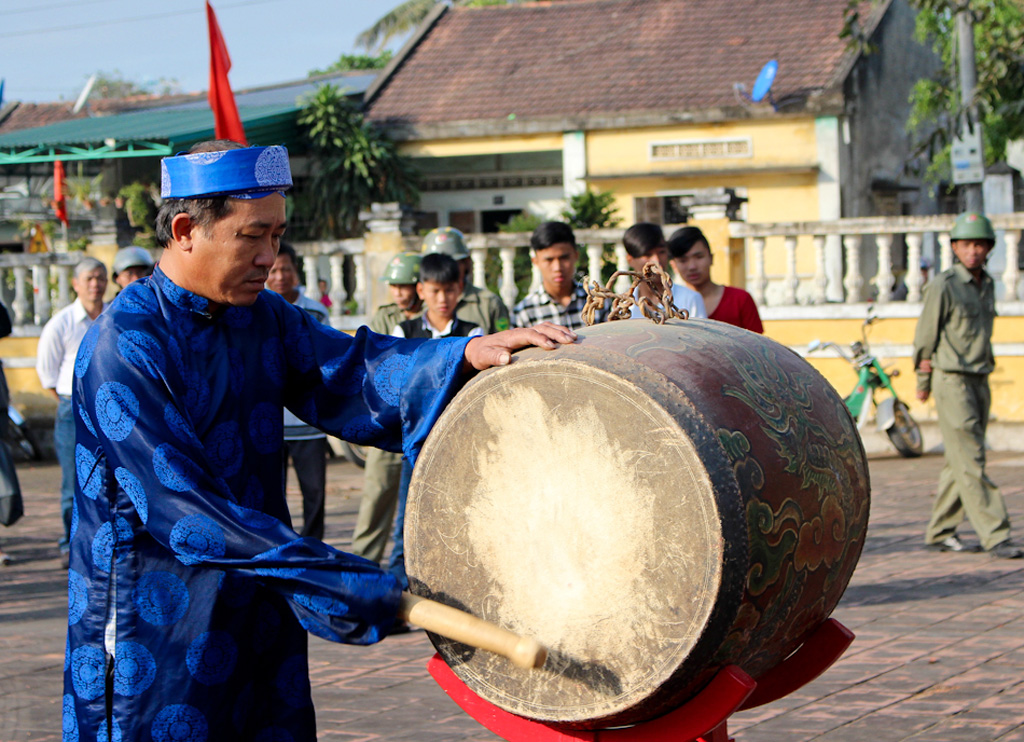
63, 270, 469, 741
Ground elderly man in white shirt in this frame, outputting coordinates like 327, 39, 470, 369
36, 257, 107, 566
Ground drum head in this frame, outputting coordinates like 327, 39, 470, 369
405, 351, 741, 727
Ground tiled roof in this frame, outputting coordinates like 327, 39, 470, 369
367, 0, 879, 128
0, 103, 84, 135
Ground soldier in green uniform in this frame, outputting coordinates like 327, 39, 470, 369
913, 212, 1021, 558
350, 252, 424, 563
422, 227, 511, 333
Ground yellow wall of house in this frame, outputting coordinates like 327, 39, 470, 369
765, 315, 1024, 423
399, 134, 566, 158
4, 314, 1024, 423
585, 118, 820, 176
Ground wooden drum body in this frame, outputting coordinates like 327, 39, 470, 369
405, 320, 869, 729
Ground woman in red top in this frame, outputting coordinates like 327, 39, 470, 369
667, 226, 764, 333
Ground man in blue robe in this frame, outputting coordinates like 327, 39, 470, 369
63, 140, 573, 742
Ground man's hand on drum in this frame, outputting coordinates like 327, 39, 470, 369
463, 322, 577, 372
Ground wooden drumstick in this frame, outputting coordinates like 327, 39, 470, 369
398, 592, 547, 669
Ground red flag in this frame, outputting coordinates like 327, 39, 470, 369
53, 159, 69, 228
206, 1, 247, 145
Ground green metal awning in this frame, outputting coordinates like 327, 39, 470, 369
0, 104, 302, 165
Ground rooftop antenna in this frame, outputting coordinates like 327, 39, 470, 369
72, 74, 97, 114
733, 60, 778, 111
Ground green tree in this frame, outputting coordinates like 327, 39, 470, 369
296, 85, 420, 238
562, 189, 621, 229
308, 51, 394, 77
844, 1, 1024, 183
907, 0, 1024, 182
90, 70, 180, 99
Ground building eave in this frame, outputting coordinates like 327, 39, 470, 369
374, 92, 847, 143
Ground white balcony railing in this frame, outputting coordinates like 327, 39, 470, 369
0, 253, 82, 333
296, 214, 1024, 329
730, 214, 1024, 310
5, 213, 1022, 335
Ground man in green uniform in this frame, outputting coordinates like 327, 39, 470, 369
350, 252, 424, 563
422, 227, 511, 333
913, 212, 1021, 558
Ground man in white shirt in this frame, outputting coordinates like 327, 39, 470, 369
623, 222, 707, 319
36, 257, 107, 566
265, 242, 331, 540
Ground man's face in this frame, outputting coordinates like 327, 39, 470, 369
532, 243, 578, 294
389, 283, 419, 311
626, 244, 671, 273
671, 241, 713, 288
115, 265, 152, 289
951, 239, 993, 273
266, 253, 300, 302
417, 280, 462, 321
185, 194, 286, 308
72, 267, 108, 304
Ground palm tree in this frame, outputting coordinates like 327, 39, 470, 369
357, 0, 448, 51
358, 0, 519, 51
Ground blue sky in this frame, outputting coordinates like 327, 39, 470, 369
0, 0, 408, 103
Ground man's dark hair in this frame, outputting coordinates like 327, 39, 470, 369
622, 222, 666, 258
530, 221, 576, 253
154, 140, 245, 247
419, 253, 461, 285
667, 226, 710, 259
277, 241, 299, 269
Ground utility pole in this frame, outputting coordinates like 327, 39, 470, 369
956, 2, 985, 212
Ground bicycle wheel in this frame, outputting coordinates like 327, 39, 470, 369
886, 401, 923, 458
340, 441, 366, 468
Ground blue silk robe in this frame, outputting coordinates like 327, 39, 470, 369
63, 268, 469, 742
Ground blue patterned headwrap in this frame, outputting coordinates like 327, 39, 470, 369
160, 146, 293, 200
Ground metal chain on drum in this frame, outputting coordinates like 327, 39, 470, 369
581, 263, 689, 326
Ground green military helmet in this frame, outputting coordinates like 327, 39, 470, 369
950, 212, 996, 242
421, 227, 470, 260
381, 252, 422, 285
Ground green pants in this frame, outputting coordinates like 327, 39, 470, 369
925, 370, 1009, 550
350, 448, 402, 563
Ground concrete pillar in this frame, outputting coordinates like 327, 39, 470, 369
361, 203, 408, 314
562, 131, 587, 200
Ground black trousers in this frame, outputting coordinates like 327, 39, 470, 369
283, 438, 328, 541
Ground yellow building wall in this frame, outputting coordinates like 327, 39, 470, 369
582, 120, 824, 283
765, 315, 1024, 423
585, 118, 819, 177
5, 315, 1024, 424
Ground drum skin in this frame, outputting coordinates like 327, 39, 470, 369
405, 319, 869, 729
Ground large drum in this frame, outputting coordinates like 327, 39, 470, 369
405, 319, 869, 729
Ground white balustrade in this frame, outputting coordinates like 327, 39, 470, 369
1004, 232, 1021, 301
11, 267, 29, 325
31, 265, 51, 326
328, 254, 346, 319
471, 247, 487, 291
750, 237, 767, 306
905, 233, 923, 303
302, 256, 320, 308
874, 234, 893, 304
499, 246, 517, 311
938, 233, 952, 272
812, 235, 828, 305
614, 245, 631, 294
783, 236, 798, 305
585, 243, 603, 286
285, 213, 1024, 327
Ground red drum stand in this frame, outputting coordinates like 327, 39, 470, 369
428, 618, 854, 742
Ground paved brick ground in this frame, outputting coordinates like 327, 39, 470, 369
2, 452, 1024, 741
